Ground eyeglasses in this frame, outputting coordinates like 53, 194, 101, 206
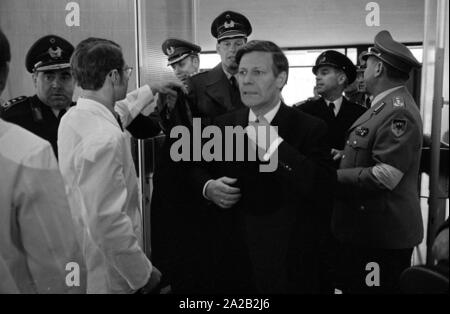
123, 66, 133, 79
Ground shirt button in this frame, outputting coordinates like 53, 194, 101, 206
360, 205, 365, 211
353, 140, 357, 145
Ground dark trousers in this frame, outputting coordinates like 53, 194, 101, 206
337, 244, 413, 294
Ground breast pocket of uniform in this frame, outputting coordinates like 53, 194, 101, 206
348, 136, 372, 166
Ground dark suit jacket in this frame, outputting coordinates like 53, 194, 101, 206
296, 97, 366, 153
200, 103, 335, 293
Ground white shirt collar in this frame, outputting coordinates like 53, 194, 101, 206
324, 96, 343, 115
371, 86, 403, 107
77, 97, 121, 130
248, 100, 281, 124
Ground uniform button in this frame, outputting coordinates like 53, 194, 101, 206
360, 205, 365, 211
342, 155, 346, 159
353, 140, 357, 145
346, 140, 350, 145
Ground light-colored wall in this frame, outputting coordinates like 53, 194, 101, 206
0, 0, 136, 101
195, 0, 425, 51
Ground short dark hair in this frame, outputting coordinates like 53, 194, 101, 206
0, 28, 11, 66
71, 37, 124, 90
235, 40, 289, 82
383, 61, 410, 82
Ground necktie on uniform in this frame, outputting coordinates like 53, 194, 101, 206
229, 76, 240, 107
328, 102, 336, 117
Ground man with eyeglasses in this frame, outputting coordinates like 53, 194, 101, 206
58, 37, 164, 294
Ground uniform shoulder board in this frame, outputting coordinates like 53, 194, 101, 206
293, 96, 320, 107
1, 96, 28, 112
293, 100, 308, 107
191, 69, 209, 78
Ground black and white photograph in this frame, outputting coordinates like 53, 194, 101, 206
0, 0, 448, 303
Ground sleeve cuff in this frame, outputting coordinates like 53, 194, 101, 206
202, 179, 214, 200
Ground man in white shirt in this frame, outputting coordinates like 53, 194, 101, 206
58, 37, 161, 294
1, 28, 86, 294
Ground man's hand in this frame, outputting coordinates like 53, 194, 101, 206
137, 266, 162, 294
149, 81, 187, 98
205, 177, 241, 209
157, 93, 178, 112
331, 148, 344, 161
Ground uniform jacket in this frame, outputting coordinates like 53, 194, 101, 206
199, 103, 336, 293
332, 86, 424, 249
187, 62, 245, 126
0, 95, 75, 158
0, 119, 86, 293
296, 96, 366, 152
58, 98, 152, 294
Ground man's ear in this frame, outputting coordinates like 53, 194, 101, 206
193, 56, 200, 69
374, 61, 384, 78
216, 42, 220, 54
337, 72, 347, 86
276, 71, 287, 89
32, 72, 38, 88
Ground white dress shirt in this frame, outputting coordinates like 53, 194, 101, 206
58, 97, 152, 294
0, 119, 85, 293
324, 96, 343, 116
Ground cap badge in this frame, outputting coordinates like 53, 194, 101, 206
48, 47, 62, 59
166, 46, 175, 56
224, 20, 235, 29
49, 38, 56, 44
319, 55, 327, 63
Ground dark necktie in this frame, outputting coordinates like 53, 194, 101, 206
328, 102, 336, 117
365, 95, 372, 108
229, 76, 240, 107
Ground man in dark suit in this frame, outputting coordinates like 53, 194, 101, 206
294, 50, 366, 293
159, 11, 254, 292
196, 40, 335, 293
